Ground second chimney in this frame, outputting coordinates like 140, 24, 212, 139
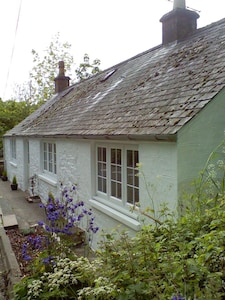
54, 61, 70, 93
160, 0, 199, 45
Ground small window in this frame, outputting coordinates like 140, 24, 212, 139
10, 138, 16, 159
43, 142, 57, 174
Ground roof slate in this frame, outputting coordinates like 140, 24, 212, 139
6, 18, 225, 140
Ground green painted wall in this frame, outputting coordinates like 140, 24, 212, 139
139, 141, 177, 216
177, 87, 225, 197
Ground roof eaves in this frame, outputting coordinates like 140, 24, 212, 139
3, 133, 177, 142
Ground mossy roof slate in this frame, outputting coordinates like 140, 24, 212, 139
6, 18, 225, 140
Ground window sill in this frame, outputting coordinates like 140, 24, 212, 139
89, 199, 141, 231
38, 174, 57, 187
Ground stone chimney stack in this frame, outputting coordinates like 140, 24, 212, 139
54, 61, 70, 93
160, 0, 199, 45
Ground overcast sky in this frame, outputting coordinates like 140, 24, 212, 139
1, 0, 225, 100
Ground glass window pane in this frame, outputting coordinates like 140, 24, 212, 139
134, 151, 139, 166
102, 178, 107, 193
127, 150, 133, 167
111, 165, 116, 180
98, 177, 102, 191
111, 149, 116, 164
111, 181, 116, 197
127, 186, 133, 204
117, 183, 122, 199
117, 149, 121, 164
103, 147, 106, 162
135, 172, 139, 187
127, 168, 134, 185
135, 188, 139, 203
117, 166, 121, 182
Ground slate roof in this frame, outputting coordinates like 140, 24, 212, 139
6, 18, 225, 141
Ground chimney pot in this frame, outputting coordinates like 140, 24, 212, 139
160, 2, 199, 45
173, 0, 186, 9
54, 61, 70, 93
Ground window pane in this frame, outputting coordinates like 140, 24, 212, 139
53, 144, 57, 174
127, 186, 133, 204
111, 148, 116, 164
126, 150, 139, 205
117, 166, 121, 182
110, 149, 122, 200
102, 178, 106, 193
97, 147, 107, 193
111, 165, 116, 180
117, 183, 122, 199
98, 177, 106, 193
111, 181, 122, 199
135, 188, 139, 203
127, 168, 134, 185
111, 181, 116, 197
98, 147, 106, 162
127, 150, 133, 167
103, 147, 106, 162
117, 149, 121, 164
134, 151, 139, 166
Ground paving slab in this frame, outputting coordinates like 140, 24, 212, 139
2, 215, 18, 229
0, 180, 46, 231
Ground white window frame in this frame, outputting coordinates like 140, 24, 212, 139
10, 138, 16, 160
96, 144, 139, 208
42, 142, 57, 175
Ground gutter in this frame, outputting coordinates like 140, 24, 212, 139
3, 133, 177, 142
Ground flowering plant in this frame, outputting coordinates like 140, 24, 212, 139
22, 183, 99, 270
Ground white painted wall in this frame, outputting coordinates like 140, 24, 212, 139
139, 141, 178, 217
3, 137, 25, 190
4, 136, 178, 248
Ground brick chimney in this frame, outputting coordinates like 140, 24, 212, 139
54, 61, 70, 93
160, 0, 199, 45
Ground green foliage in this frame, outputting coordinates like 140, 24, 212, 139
2, 170, 7, 177
1, 35, 101, 156
13, 256, 96, 300
12, 175, 17, 184
0, 99, 38, 156
75, 53, 101, 81
26, 34, 101, 105
29, 32, 74, 105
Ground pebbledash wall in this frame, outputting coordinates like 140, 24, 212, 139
4, 137, 177, 247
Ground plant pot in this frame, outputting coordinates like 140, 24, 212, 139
11, 183, 18, 190
1, 176, 8, 181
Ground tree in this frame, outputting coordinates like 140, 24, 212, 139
1, 34, 101, 156
29, 32, 75, 105
27, 33, 101, 105
0, 99, 38, 157
75, 53, 101, 81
